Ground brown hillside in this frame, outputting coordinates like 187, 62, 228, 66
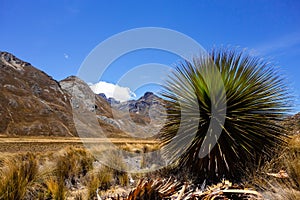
0, 52, 76, 136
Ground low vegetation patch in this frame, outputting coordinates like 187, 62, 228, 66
0, 138, 298, 199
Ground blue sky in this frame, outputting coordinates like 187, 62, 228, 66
1, 0, 300, 112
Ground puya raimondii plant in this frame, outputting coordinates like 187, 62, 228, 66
160, 48, 291, 182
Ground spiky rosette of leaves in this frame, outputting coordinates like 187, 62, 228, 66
160, 48, 291, 182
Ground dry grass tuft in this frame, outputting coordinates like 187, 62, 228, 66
54, 146, 94, 188
86, 166, 114, 199
0, 153, 46, 200
245, 135, 300, 199
44, 177, 67, 200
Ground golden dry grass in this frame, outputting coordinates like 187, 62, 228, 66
0, 135, 299, 199
0, 138, 159, 199
245, 134, 300, 199
0, 136, 157, 153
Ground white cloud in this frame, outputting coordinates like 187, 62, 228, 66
89, 81, 136, 102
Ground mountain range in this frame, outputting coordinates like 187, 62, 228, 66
0, 51, 165, 137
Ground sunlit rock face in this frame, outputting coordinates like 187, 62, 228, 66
0, 51, 76, 136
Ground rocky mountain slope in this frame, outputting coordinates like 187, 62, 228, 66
0, 52, 128, 137
98, 91, 167, 137
0, 51, 76, 136
59, 76, 127, 138
0, 51, 166, 137
100, 91, 166, 125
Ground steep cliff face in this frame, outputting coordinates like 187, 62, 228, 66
0, 52, 76, 136
59, 76, 127, 138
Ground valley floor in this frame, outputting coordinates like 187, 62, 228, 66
0, 136, 157, 153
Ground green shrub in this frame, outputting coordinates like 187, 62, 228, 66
160, 48, 291, 182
